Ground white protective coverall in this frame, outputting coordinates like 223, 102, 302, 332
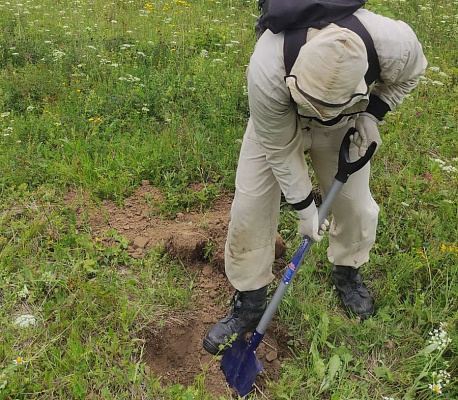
225, 9, 428, 292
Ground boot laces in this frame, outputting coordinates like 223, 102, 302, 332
229, 291, 242, 317
348, 276, 368, 297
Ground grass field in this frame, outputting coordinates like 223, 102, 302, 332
0, 0, 456, 399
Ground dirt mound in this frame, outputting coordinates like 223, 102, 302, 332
65, 181, 290, 398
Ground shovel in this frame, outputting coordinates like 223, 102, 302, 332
221, 127, 377, 397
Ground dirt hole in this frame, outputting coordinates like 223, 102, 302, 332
141, 312, 288, 398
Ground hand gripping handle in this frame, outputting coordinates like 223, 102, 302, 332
335, 127, 378, 183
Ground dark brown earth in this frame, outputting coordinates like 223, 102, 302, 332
65, 181, 292, 398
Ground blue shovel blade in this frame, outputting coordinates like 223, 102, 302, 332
221, 336, 264, 397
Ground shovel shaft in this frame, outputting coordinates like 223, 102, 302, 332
254, 126, 379, 336
255, 179, 344, 336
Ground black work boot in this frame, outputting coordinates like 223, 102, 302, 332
333, 265, 374, 319
203, 286, 268, 355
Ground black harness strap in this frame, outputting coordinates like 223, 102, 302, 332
284, 28, 309, 77
283, 15, 381, 85
336, 15, 380, 85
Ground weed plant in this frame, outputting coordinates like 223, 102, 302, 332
0, 0, 456, 399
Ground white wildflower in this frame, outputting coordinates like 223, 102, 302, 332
13, 357, 24, 365
428, 382, 442, 394
52, 49, 66, 60
428, 322, 452, 351
18, 284, 29, 299
431, 157, 457, 174
14, 314, 37, 328
118, 74, 140, 83
442, 165, 457, 173
432, 369, 451, 386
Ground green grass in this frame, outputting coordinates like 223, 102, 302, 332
0, 0, 457, 399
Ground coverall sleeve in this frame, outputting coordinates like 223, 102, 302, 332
246, 53, 313, 206
359, 11, 428, 116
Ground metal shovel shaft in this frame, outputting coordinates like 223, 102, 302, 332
253, 126, 378, 336
255, 179, 344, 336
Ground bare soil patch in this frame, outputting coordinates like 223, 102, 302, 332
65, 181, 291, 398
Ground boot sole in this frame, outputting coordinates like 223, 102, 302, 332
203, 337, 224, 355
342, 301, 375, 320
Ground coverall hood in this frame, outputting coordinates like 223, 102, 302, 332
285, 24, 370, 121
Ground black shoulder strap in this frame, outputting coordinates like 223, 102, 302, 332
283, 15, 381, 85
284, 28, 309, 77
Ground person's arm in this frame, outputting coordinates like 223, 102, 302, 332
353, 11, 428, 156
247, 65, 313, 208
364, 14, 428, 120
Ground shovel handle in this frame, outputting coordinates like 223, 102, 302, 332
255, 128, 376, 336
317, 127, 377, 223
335, 127, 377, 184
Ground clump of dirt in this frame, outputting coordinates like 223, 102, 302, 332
65, 181, 291, 398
